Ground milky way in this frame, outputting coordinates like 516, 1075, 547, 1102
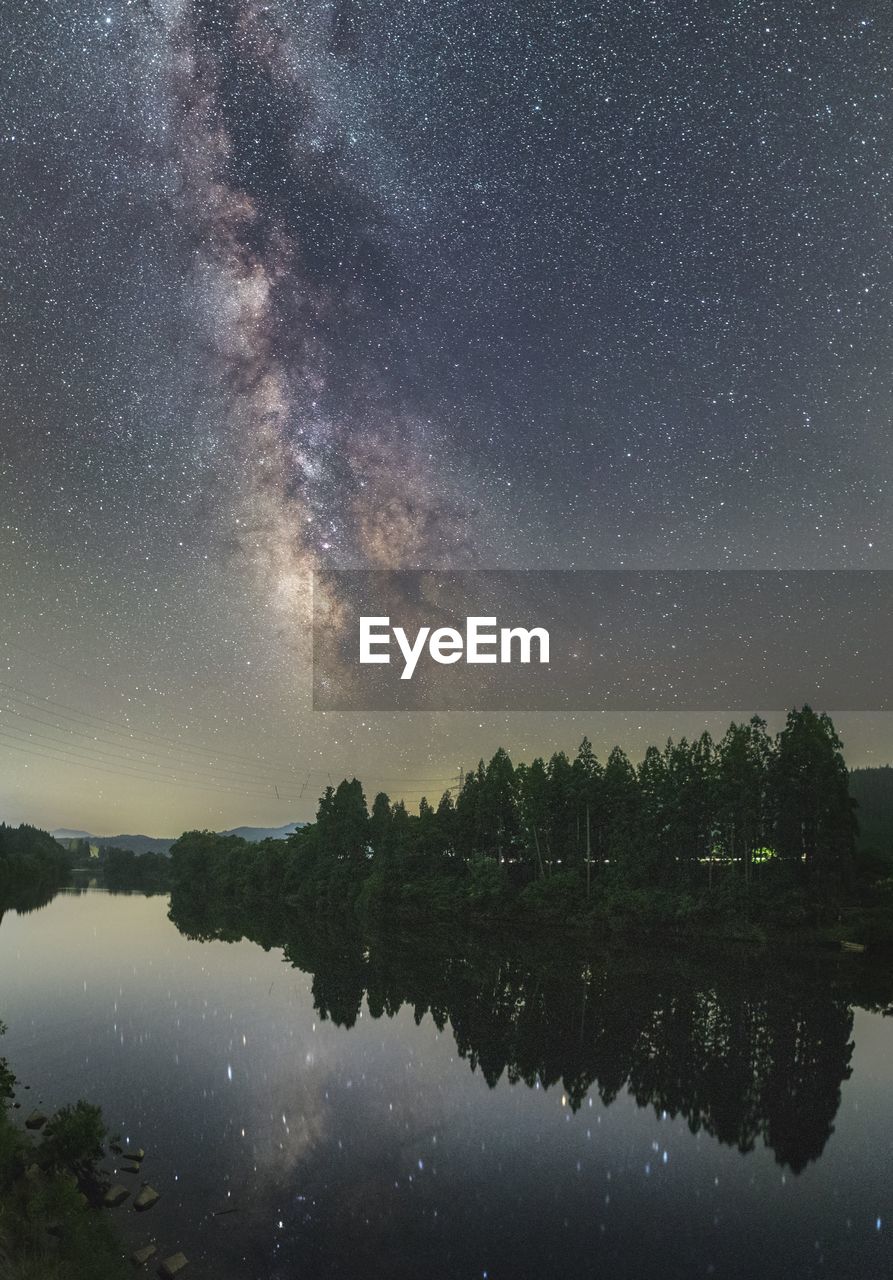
1, 1, 892, 832
166, 2, 479, 614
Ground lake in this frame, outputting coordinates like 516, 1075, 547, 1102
1, 888, 892, 1279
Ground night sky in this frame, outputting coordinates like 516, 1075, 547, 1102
1, 0, 892, 834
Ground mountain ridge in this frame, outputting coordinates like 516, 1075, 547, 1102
51, 822, 306, 856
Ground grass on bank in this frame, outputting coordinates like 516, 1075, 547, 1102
0, 1026, 127, 1280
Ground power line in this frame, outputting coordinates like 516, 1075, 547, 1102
0, 694, 308, 790
0, 715, 296, 797
0, 730, 285, 799
0, 647, 460, 803
0, 668, 308, 778
0, 731, 455, 809
0, 710, 456, 801
0, 675, 456, 787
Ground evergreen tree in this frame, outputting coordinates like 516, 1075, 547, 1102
572, 737, 603, 897
369, 792, 393, 860
317, 778, 369, 866
516, 757, 550, 878
665, 733, 716, 879
770, 707, 856, 889
454, 762, 488, 861
638, 743, 670, 879
435, 791, 458, 859
480, 749, 520, 864
602, 746, 642, 880
546, 751, 577, 868
716, 717, 773, 885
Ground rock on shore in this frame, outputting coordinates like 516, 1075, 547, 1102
133, 1184, 160, 1212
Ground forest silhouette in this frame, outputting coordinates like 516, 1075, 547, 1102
168, 708, 872, 941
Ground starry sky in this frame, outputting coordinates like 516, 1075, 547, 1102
1, 0, 892, 835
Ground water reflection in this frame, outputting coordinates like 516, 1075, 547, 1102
169, 892, 889, 1176
0, 883, 169, 921
0, 882, 59, 918
3, 890, 893, 1279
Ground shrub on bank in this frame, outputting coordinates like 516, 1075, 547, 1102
0, 1027, 127, 1280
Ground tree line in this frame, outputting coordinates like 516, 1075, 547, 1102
0, 823, 74, 906
848, 766, 893, 863
171, 707, 864, 936
98, 847, 171, 893
360, 705, 854, 888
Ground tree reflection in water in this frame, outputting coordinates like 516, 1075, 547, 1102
168, 891, 885, 1175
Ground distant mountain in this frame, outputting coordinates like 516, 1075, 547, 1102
53, 831, 176, 856
51, 822, 306, 857
222, 823, 306, 842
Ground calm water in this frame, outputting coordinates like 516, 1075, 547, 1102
1, 889, 893, 1279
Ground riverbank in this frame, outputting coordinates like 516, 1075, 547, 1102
0, 1026, 128, 1280
1, 1032, 192, 1280
167, 833, 893, 955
